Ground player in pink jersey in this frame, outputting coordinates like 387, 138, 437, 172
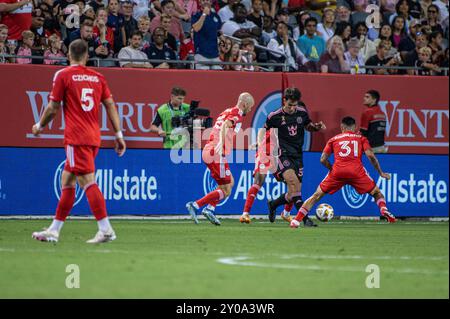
290, 116, 396, 229
186, 92, 255, 225
31, 39, 126, 243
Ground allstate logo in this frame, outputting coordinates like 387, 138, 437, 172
251, 91, 311, 151
341, 185, 369, 209
54, 160, 84, 206
203, 168, 229, 207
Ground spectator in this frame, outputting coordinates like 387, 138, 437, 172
319, 35, 348, 73
16, 30, 34, 64
353, 22, 376, 62
389, 0, 414, 28
422, 4, 445, 34
261, 14, 276, 45
428, 30, 445, 64
433, 0, 449, 28
334, 21, 352, 48
144, 27, 177, 68
137, 15, 152, 48
160, 13, 178, 51
398, 19, 421, 56
174, 0, 198, 18
262, 0, 278, 18
150, 0, 184, 41
81, 4, 96, 24
0, 24, 16, 62
344, 37, 366, 74
94, 7, 115, 54
360, 90, 388, 153
218, 0, 238, 23
118, 30, 153, 67
221, 3, 261, 40
307, 0, 337, 17
192, 0, 222, 70
108, 0, 127, 53
247, 0, 264, 29
414, 45, 442, 74
391, 15, 407, 48
317, 7, 336, 44
274, 7, 293, 38
374, 23, 394, 47
335, 3, 352, 24
121, 0, 139, 43
0, 0, 33, 40
420, 0, 434, 19
29, 9, 47, 60
381, 0, 397, 16
219, 36, 233, 61
268, 21, 308, 71
43, 34, 66, 65
365, 41, 401, 75
293, 10, 311, 39
227, 41, 245, 70
297, 17, 325, 62
351, 0, 369, 27
403, 30, 429, 74
409, 0, 423, 19
179, 29, 195, 61
88, 0, 106, 12
382, 38, 401, 63
240, 37, 259, 71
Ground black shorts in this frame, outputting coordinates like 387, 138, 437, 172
273, 155, 304, 183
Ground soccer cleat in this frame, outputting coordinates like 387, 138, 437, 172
290, 219, 300, 229
267, 200, 277, 223
382, 210, 397, 223
240, 213, 251, 224
86, 229, 116, 244
186, 201, 199, 224
32, 228, 59, 243
281, 211, 292, 222
202, 208, 221, 226
303, 216, 318, 227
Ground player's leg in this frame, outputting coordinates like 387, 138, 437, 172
32, 170, 77, 242
241, 172, 266, 224
281, 202, 294, 222
77, 173, 117, 243
268, 168, 299, 222
201, 175, 235, 226
291, 186, 327, 228
369, 186, 396, 223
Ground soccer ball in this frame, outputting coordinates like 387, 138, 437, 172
315, 203, 334, 222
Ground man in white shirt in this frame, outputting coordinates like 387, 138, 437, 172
118, 31, 153, 68
221, 2, 261, 39
218, 0, 239, 23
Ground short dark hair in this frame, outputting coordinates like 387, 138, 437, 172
131, 30, 143, 39
232, 3, 246, 13
69, 39, 88, 62
366, 90, 380, 105
284, 87, 301, 101
161, 0, 175, 8
304, 17, 318, 26
429, 30, 444, 41
341, 116, 356, 127
171, 86, 186, 96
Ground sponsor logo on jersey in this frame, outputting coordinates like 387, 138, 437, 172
288, 125, 297, 136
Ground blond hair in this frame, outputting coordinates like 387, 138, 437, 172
22, 30, 35, 40
326, 35, 344, 55
419, 46, 432, 56
0, 24, 8, 32
48, 34, 61, 46
139, 15, 150, 23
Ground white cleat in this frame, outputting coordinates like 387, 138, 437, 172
290, 219, 300, 229
32, 229, 59, 243
86, 229, 117, 244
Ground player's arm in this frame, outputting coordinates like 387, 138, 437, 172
103, 97, 126, 157
365, 148, 390, 179
305, 121, 326, 132
359, 112, 369, 137
32, 101, 61, 136
214, 119, 233, 156
320, 152, 332, 171
0, 0, 31, 12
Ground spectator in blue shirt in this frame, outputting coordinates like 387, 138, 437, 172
297, 17, 326, 62
144, 27, 177, 69
191, 0, 222, 70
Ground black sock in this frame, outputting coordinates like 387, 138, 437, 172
270, 193, 289, 209
292, 195, 303, 211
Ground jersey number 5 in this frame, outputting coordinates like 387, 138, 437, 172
81, 88, 94, 112
338, 141, 358, 157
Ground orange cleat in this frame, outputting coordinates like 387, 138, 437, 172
281, 211, 292, 223
240, 213, 251, 224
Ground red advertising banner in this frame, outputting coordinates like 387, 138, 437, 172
0, 64, 448, 154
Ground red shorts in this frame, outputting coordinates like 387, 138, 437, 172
202, 144, 232, 185
319, 168, 376, 195
253, 153, 275, 176
64, 145, 99, 176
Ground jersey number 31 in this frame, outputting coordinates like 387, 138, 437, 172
338, 141, 358, 157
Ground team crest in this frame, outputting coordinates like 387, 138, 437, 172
288, 125, 298, 136
297, 117, 303, 124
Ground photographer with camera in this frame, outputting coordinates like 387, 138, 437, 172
150, 87, 191, 149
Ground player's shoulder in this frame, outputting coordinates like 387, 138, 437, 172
267, 107, 283, 120
295, 105, 308, 115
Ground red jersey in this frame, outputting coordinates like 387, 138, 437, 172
0, 0, 32, 40
49, 65, 112, 147
323, 131, 372, 174
208, 106, 243, 156
360, 105, 387, 148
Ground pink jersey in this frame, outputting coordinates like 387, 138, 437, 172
323, 131, 372, 172
207, 106, 244, 156
49, 65, 112, 147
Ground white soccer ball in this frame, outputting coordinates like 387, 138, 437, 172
315, 203, 334, 222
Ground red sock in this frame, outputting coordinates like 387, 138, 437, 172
243, 184, 261, 214
196, 189, 225, 208
55, 186, 75, 221
294, 207, 309, 222
376, 198, 388, 215
85, 183, 108, 221
284, 202, 294, 212
209, 200, 219, 208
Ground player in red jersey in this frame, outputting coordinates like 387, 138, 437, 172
186, 93, 255, 225
31, 39, 126, 243
239, 128, 294, 224
290, 116, 396, 229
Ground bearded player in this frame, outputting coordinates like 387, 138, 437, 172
186, 93, 255, 225
31, 39, 126, 243
290, 116, 396, 229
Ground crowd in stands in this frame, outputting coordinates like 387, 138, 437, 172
0, 0, 448, 75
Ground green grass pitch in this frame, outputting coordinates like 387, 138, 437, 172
0, 219, 448, 298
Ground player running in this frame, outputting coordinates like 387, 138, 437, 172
186, 93, 255, 225
290, 116, 396, 229
264, 88, 326, 226
240, 128, 294, 224
31, 39, 126, 243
